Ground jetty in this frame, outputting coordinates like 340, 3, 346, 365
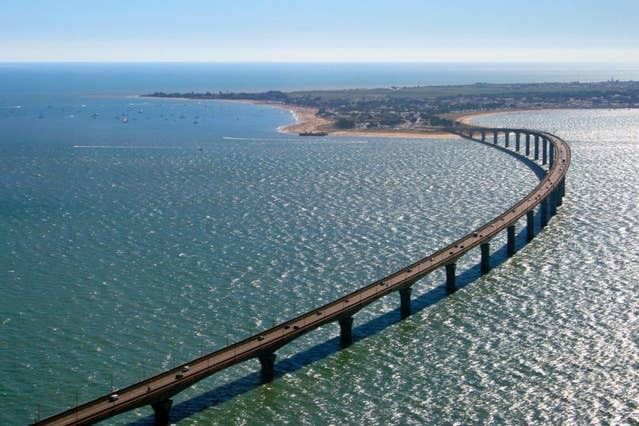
298, 131, 328, 136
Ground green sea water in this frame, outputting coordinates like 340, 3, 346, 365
1, 65, 638, 425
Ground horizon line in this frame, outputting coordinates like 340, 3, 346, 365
2, 60, 639, 65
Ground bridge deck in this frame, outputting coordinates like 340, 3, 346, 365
37, 126, 570, 425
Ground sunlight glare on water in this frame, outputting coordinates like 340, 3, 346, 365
1, 97, 638, 424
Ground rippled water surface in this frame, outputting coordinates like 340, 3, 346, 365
186, 109, 639, 425
1, 100, 638, 424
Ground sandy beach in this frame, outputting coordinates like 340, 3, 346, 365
268, 102, 460, 139
277, 105, 333, 134
218, 100, 334, 134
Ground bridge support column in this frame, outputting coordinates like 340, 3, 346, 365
542, 138, 548, 165
557, 178, 564, 206
534, 135, 540, 160
549, 143, 554, 166
525, 134, 530, 156
507, 225, 516, 257
445, 263, 457, 294
481, 131, 486, 142
258, 353, 277, 383
480, 242, 490, 274
541, 198, 549, 228
550, 189, 558, 216
339, 317, 353, 347
399, 286, 412, 319
152, 399, 173, 426
493, 131, 498, 145
515, 132, 521, 152
505, 131, 510, 148
526, 210, 535, 241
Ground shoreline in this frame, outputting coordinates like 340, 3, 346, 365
241, 100, 461, 139
210, 99, 337, 136
140, 95, 464, 139
271, 104, 564, 140
141, 95, 605, 139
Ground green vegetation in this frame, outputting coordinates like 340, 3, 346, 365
334, 117, 355, 129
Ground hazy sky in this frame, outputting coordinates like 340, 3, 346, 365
2, 0, 638, 62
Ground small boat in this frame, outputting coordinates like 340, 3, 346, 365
121, 116, 128, 124
298, 131, 328, 136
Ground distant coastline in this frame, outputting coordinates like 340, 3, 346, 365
145, 97, 460, 140
145, 80, 639, 139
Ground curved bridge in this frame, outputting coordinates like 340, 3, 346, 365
36, 125, 571, 426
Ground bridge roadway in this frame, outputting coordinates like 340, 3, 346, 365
36, 125, 571, 426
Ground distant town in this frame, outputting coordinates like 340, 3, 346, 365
147, 80, 639, 132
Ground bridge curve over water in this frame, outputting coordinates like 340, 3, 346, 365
36, 125, 570, 426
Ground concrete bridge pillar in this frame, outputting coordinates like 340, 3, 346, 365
556, 189, 563, 206
541, 198, 549, 228
399, 286, 412, 319
525, 133, 531, 156
339, 316, 354, 347
550, 189, 558, 216
258, 352, 277, 383
542, 138, 548, 165
515, 132, 521, 152
152, 399, 173, 426
526, 210, 535, 241
481, 131, 486, 142
493, 131, 498, 145
480, 242, 490, 274
445, 263, 457, 293
507, 225, 516, 257
549, 143, 554, 166
505, 131, 510, 148
557, 178, 565, 206
534, 135, 540, 160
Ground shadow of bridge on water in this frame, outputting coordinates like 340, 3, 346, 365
131, 138, 547, 424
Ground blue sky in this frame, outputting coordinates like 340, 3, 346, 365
2, 0, 638, 62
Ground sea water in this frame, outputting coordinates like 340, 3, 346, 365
0, 64, 638, 424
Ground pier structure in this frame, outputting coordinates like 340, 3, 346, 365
36, 125, 570, 426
